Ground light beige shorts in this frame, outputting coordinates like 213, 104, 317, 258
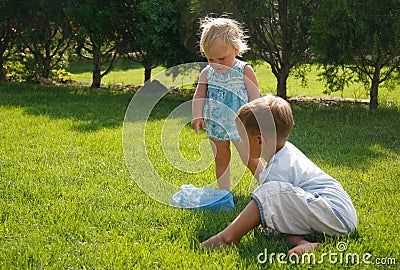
251, 181, 354, 236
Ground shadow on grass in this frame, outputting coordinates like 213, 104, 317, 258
1, 80, 398, 161
190, 193, 287, 265
0, 82, 193, 133
194, 192, 362, 267
289, 102, 400, 171
0, 82, 134, 132
66, 59, 144, 74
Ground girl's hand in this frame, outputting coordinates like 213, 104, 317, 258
192, 118, 206, 133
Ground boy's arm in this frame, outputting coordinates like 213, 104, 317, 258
201, 199, 261, 248
191, 69, 207, 133
244, 65, 261, 101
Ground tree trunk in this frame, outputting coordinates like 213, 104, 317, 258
369, 66, 381, 109
0, 41, 8, 81
144, 65, 152, 83
42, 58, 51, 79
0, 57, 4, 81
42, 43, 52, 79
276, 70, 289, 99
91, 45, 102, 88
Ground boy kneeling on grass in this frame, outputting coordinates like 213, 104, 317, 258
201, 95, 358, 255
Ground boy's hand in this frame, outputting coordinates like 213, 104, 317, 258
191, 118, 206, 133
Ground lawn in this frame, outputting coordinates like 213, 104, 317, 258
67, 59, 400, 104
67, 59, 166, 88
0, 70, 399, 268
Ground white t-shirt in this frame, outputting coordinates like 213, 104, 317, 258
259, 141, 358, 227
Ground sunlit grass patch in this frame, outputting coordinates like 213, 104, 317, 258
0, 82, 399, 268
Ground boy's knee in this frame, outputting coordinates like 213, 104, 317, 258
261, 181, 297, 194
264, 181, 286, 188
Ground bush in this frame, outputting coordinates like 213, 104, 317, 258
3, 49, 40, 83
51, 68, 72, 83
3, 48, 73, 84
4, 60, 28, 83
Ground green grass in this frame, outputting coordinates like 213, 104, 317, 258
0, 80, 399, 269
67, 60, 400, 104
67, 59, 166, 86
251, 63, 400, 104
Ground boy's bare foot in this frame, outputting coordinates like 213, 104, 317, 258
201, 234, 236, 248
285, 234, 321, 255
288, 242, 321, 255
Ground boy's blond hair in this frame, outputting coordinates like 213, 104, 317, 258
236, 95, 294, 146
199, 17, 249, 56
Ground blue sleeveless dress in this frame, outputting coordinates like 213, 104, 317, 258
204, 60, 249, 141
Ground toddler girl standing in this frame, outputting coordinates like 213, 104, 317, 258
192, 17, 262, 190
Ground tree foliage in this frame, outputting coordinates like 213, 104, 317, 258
0, 0, 399, 98
66, 0, 130, 88
240, 0, 317, 99
120, 0, 191, 83
16, 0, 74, 79
312, 0, 400, 108
0, 0, 19, 81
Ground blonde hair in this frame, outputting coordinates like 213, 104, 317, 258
236, 95, 294, 145
199, 17, 249, 56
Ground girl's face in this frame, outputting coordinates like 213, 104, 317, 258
204, 42, 239, 73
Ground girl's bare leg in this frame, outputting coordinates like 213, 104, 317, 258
201, 199, 261, 248
210, 140, 231, 190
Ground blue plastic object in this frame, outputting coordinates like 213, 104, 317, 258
171, 184, 235, 211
